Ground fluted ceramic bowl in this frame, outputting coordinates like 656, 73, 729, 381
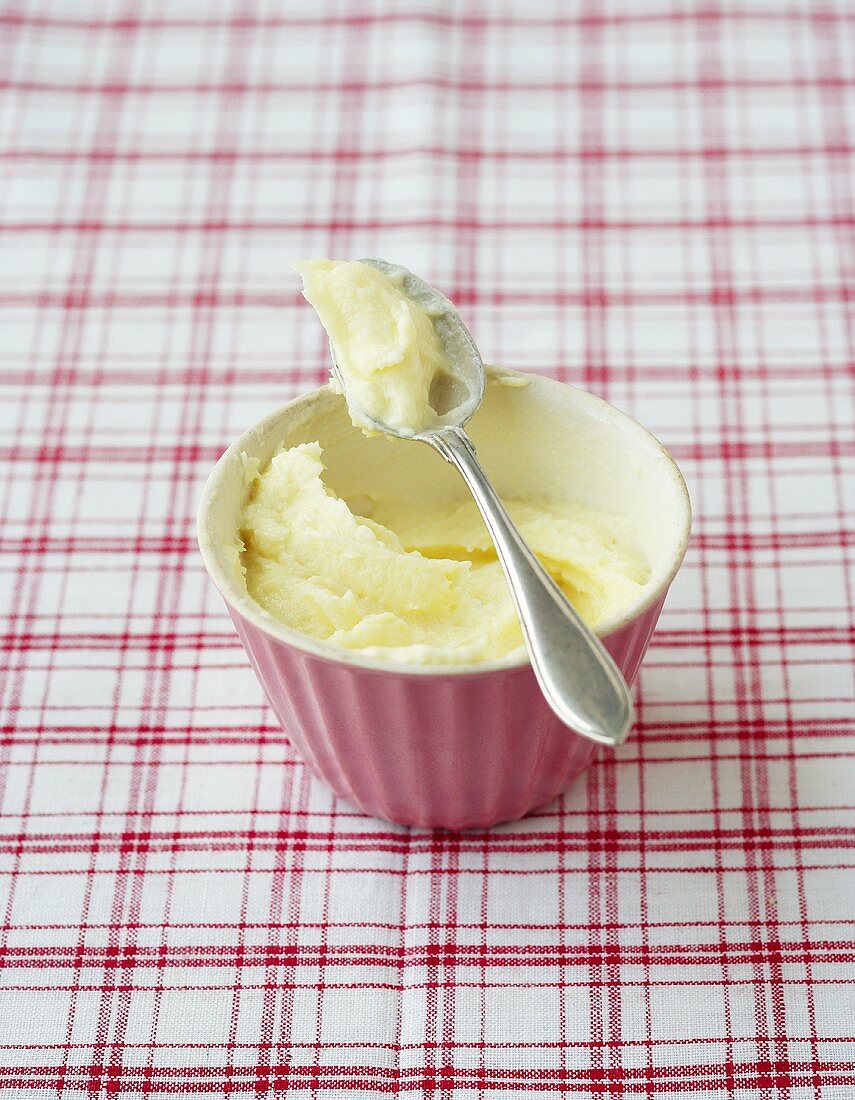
198, 367, 691, 829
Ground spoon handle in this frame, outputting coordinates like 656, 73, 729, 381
427, 426, 633, 747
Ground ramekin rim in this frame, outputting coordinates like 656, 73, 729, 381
197, 366, 692, 678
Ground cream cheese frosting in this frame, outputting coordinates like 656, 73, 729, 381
294, 259, 451, 435
239, 441, 649, 665
237, 258, 651, 665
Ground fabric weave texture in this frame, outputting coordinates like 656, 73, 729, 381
0, 1, 853, 1096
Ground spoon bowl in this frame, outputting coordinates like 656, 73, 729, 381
329, 258, 485, 436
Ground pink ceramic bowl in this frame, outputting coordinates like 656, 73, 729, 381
197, 367, 691, 829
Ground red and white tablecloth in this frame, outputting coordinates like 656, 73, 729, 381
1, 2, 854, 1096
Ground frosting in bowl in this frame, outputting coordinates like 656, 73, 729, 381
238, 440, 650, 665
234, 261, 657, 666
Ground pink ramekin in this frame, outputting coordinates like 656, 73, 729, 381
197, 367, 691, 830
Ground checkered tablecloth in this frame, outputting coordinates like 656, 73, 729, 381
1, 2, 854, 1097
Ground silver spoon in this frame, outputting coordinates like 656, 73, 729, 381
329, 258, 634, 748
